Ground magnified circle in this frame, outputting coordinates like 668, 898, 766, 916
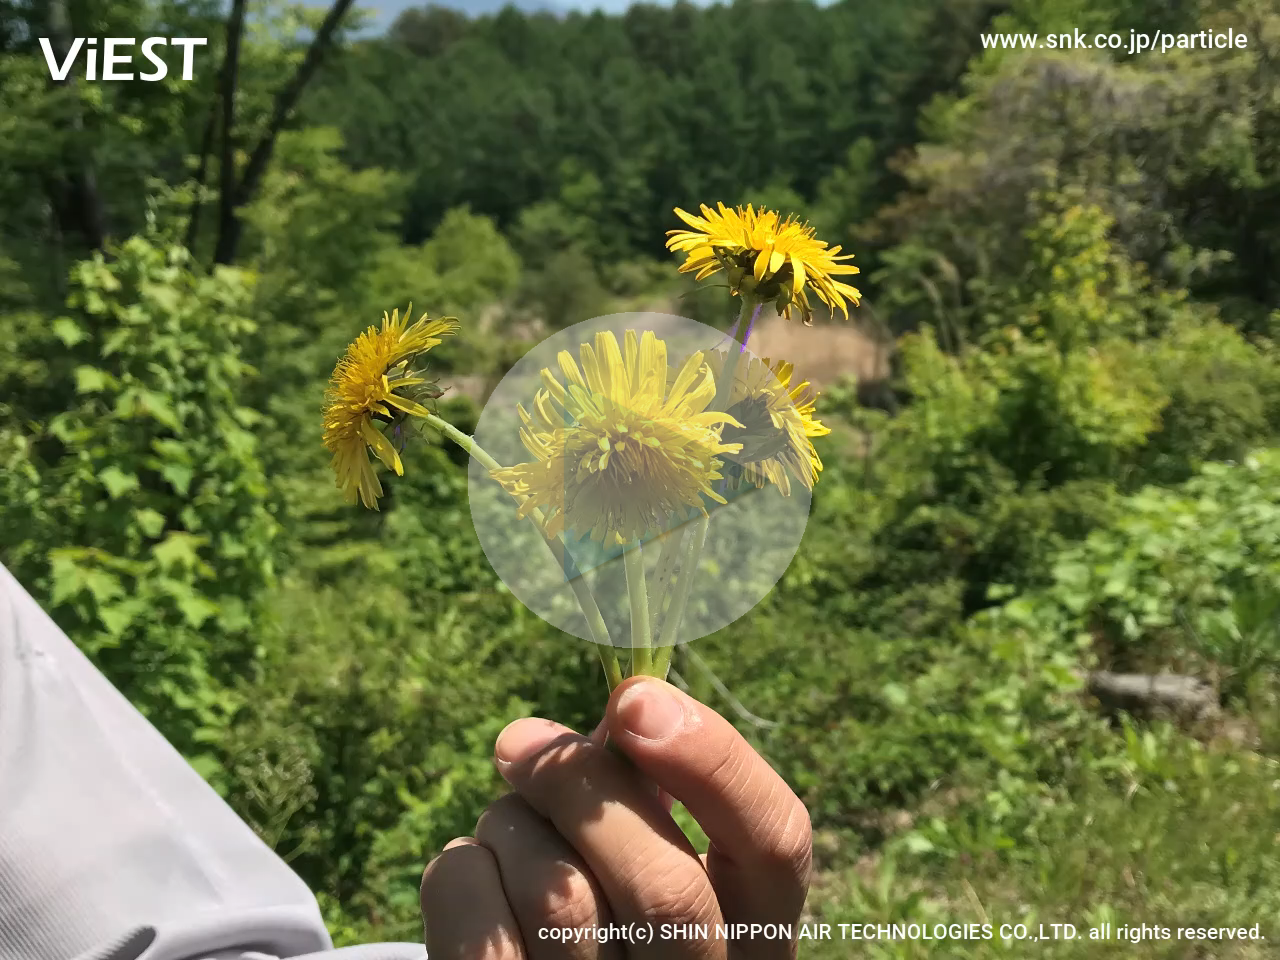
468, 312, 814, 648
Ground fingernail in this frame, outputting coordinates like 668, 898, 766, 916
495, 718, 564, 767
617, 680, 685, 741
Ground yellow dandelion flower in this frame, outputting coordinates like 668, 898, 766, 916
323, 305, 459, 509
666, 203, 862, 325
490, 330, 743, 546
706, 350, 831, 496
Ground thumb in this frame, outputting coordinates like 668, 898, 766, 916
604, 675, 811, 917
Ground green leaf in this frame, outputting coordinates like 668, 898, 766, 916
126, 389, 181, 431
179, 505, 202, 531
152, 532, 208, 571
133, 508, 167, 538
48, 413, 80, 443
175, 591, 218, 628
83, 569, 125, 605
102, 329, 130, 357
52, 317, 87, 347
83, 291, 107, 315
98, 466, 140, 499
142, 281, 181, 315
75, 366, 110, 394
186, 753, 224, 782
48, 550, 125, 607
98, 598, 146, 637
160, 463, 194, 495
902, 832, 935, 854
882, 682, 911, 708
48, 552, 83, 607
216, 596, 252, 631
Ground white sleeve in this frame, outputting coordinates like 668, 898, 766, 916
0, 562, 335, 960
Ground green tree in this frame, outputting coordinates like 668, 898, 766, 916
0, 234, 275, 768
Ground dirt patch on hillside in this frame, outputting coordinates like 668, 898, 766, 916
441, 308, 893, 406
746, 314, 891, 388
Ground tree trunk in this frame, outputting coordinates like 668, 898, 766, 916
212, 0, 357, 266
210, 0, 248, 265
184, 48, 229, 252
44, 0, 108, 251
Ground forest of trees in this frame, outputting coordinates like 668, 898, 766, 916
3, 0, 1280, 953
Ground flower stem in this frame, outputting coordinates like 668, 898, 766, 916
544, 534, 624, 691
660, 300, 752, 669
713, 297, 757, 412
423, 411, 624, 690
651, 513, 709, 679
596, 645, 626, 691
716, 305, 745, 353
740, 302, 763, 354
648, 522, 688, 633
624, 540, 653, 676
423, 412, 504, 472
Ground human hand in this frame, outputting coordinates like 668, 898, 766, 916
420, 676, 812, 959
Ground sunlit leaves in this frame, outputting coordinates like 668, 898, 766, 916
2, 232, 276, 760
98, 465, 140, 498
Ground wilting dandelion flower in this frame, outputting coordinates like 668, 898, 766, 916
491, 330, 743, 546
707, 350, 830, 496
666, 203, 862, 325
323, 305, 458, 509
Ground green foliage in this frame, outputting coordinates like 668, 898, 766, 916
5, 0, 1280, 953
0, 236, 275, 764
804, 733, 1280, 959
811, 137, 877, 248
303, 0, 1003, 256
1137, 320, 1280, 482
877, 0, 1280, 338
368, 207, 522, 370
245, 127, 407, 317
878, 187, 1204, 353
514, 247, 612, 331
1024, 452, 1280, 690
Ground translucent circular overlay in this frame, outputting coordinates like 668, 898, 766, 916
468, 312, 813, 648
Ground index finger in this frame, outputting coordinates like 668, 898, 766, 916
605, 678, 812, 919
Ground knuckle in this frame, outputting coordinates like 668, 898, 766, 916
706, 739, 751, 796
635, 864, 718, 927
475, 792, 530, 834
759, 793, 813, 888
419, 860, 439, 901
611, 830, 657, 878
420, 841, 469, 899
524, 736, 599, 791
518, 863, 600, 930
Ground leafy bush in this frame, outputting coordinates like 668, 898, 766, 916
4, 0, 1280, 950
1136, 320, 1280, 482
0, 237, 275, 766
1018, 451, 1280, 691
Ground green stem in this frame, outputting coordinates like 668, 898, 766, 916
712, 296, 757, 413
648, 523, 688, 634
623, 540, 653, 676
651, 513, 709, 680
544, 533, 625, 690
424, 412, 503, 472
597, 645, 626, 691
424, 412, 624, 690
653, 297, 753, 680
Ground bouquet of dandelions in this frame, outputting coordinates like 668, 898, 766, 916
321, 203, 860, 700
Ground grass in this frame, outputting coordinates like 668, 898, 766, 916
799, 714, 1280, 959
